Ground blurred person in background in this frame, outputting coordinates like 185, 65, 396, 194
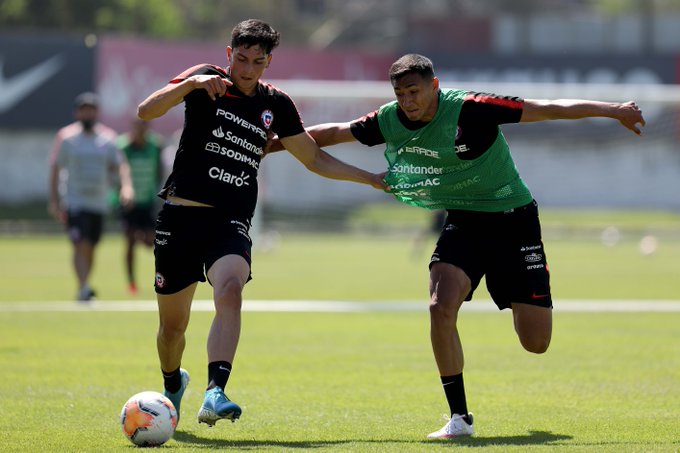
271, 53, 646, 439
137, 19, 385, 427
116, 117, 163, 295
48, 92, 134, 302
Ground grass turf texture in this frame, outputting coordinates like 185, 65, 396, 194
0, 309, 678, 452
0, 208, 678, 451
0, 222, 679, 301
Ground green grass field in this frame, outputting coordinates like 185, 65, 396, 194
0, 207, 679, 451
0, 226, 679, 302
1, 309, 678, 452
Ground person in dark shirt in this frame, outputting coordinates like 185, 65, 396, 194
272, 53, 645, 439
137, 19, 385, 427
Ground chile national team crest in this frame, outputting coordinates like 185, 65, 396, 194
261, 109, 273, 129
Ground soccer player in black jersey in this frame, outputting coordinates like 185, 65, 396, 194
137, 19, 385, 427
271, 54, 645, 439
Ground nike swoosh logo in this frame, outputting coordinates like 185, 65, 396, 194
531, 293, 550, 299
222, 92, 241, 99
0, 54, 65, 113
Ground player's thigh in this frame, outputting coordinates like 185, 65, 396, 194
429, 262, 471, 309
511, 302, 552, 353
485, 202, 552, 310
204, 223, 253, 292
154, 204, 208, 293
206, 254, 250, 298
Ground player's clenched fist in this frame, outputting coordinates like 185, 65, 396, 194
190, 75, 233, 100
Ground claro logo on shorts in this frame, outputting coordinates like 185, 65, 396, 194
209, 167, 250, 186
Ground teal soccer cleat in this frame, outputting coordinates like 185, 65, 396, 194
197, 387, 242, 426
163, 368, 190, 422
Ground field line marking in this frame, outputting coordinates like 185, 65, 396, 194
1, 299, 680, 312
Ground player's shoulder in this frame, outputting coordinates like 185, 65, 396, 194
257, 80, 294, 100
441, 88, 468, 99
94, 123, 119, 142
256, 81, 300, 113
57, 122, 82, 141
463, 91, 524, 108
172, 63, 227, 82
146, 131, 164, 149
116, 133, 131, 148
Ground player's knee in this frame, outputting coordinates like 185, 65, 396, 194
520, 335, 551, 354
158, 322, 185, 344
214, 278, 244, 308
429, 296, 462, 323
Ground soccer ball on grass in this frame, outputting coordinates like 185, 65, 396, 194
120, 391, 178, 447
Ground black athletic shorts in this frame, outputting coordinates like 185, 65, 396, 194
153, 203, 253, 295
430, 200, 552, 310
121, 205, 157, 231
67, 210, 104, 244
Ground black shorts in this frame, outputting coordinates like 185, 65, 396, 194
67, 210, 104, 244
121, 205, 156, 231
153, 203, 253, 294
430, 200, 552, 310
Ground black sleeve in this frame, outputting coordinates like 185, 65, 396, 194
169, 64, 227, 83
171, 64, 228, 106
272, 92, 305, 139
460, 92, 524, 125
349, 111, 385, 146
454, 92, 525, 160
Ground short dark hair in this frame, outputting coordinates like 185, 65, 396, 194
389, 54, 435, 82
231, 19, 280, 54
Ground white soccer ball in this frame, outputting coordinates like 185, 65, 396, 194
120, 391, 178, 447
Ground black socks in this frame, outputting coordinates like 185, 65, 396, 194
441, 373, 470, 421
207, 361, 232, 390
162, 367, 182, 393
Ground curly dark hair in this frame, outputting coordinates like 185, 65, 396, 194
389, 54, 435, 82
231, 19, 281, 54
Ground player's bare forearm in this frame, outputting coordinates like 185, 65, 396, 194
282, 131, 385, 190
306, 122, 356, 147
138, 76, 231, 120
117, 161, 135, 206
267, 123, 355, 156
138, 81, 191, 120
48, 165, 65, 222
521, 99, 646, 135
305, 150, 386, 190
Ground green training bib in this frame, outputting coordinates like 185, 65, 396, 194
378, 89, 533, 212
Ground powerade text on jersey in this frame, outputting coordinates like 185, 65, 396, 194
159, 64, 304, 219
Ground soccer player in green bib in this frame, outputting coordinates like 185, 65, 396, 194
116, 118, 163, 295
275, 54, 646, 439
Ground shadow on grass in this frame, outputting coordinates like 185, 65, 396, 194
173, 430, 349, 449
173, 429, 572, 449
445, 430, 572, 447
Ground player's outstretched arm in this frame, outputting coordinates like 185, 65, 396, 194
137, 75, 233, 120
305, 122, 357, 147
521, 99, 646, 135
267, 122, 356, 154
281, 131, 386, 190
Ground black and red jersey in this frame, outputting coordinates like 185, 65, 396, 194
159, 64, 304, 218
350, 91, 523, 160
